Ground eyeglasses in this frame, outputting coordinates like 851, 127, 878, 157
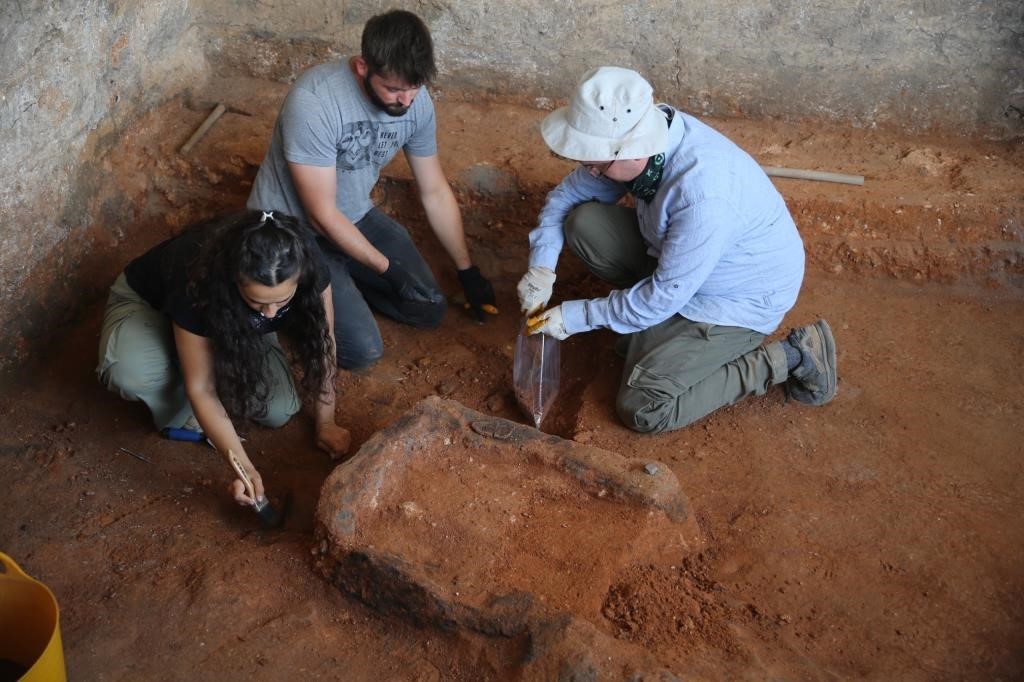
549, 151, 616, 179
580, 160, 615, 178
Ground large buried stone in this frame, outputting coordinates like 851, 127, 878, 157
313, 397, 701, 676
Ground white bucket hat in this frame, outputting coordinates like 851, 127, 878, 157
541, 66, 668, 162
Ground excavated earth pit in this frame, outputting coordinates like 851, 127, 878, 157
2, 75, 1023, 680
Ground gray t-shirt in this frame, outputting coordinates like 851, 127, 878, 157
247, 59, 438, 225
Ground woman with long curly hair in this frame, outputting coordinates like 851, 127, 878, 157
97, 210, 350, 508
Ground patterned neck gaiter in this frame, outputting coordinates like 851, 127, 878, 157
623, 153, 665, 202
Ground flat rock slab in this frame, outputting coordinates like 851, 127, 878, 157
313, 397, 702, 652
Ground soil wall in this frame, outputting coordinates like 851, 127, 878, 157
0, 0, 206, 372
198, 0, 1024, 139
1, 0, 1021, 375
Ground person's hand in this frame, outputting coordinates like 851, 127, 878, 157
517, 266, 556, 316
316, 421, 352, 460
457, 265, 497, 322
526, 305, 571, 340
227, 461, 265, 507
382, 260, 442, 304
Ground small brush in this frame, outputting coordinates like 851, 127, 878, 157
227, 450, 287, 529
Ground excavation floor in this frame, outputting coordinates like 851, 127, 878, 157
2, 77, 1023, 679
3, 273, 1021, 679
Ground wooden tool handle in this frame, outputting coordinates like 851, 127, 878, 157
180, 103, 226, 155
227, 450, 256, 501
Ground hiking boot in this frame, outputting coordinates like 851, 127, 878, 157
786, 319, 838, 406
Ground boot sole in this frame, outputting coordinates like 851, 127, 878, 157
814, 319, 838, 402
790, 319, 838, 405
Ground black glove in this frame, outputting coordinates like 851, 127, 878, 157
382, 261, 440, 304
457, 265, 496, 322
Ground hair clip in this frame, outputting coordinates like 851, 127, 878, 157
260, 211, 274, 223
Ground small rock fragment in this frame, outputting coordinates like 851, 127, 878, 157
485, 391, 506, 412
401, 501, 425, 519
643, 463, 659, 476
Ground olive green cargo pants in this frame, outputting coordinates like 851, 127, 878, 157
564, 202, 789, 434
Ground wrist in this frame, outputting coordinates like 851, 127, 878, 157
316, 410, 334, 428
456, 264, 479, 282
315, 402, 335, 426
559, 299, 590, 335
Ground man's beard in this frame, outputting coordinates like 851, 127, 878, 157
364, 75, 410, 117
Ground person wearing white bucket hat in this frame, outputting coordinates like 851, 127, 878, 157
540, 66, 668, 162
517, 67, 837, 434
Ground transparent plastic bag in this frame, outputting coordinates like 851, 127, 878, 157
513, 326, 560, 429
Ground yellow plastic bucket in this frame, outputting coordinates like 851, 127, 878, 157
0, 552, 65, 682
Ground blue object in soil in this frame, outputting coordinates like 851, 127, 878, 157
161, 427, 206, 442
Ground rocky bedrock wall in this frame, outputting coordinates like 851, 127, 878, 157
0, 0, 204, 372
199, 0, 1023, 139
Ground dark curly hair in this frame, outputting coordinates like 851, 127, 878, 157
189, 211, 334, 420
361, 9, 436, 85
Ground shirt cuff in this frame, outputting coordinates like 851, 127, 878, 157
283, 152, 335, 167
528, 246, 561, 271
560, 299, 593, 335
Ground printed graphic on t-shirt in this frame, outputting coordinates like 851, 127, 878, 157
337, 122, 375, 170
337, 122, 405, 171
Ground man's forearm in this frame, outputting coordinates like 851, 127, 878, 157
308, 209, 390, 274
289, 161, 390, 273
421, 185, 472, 270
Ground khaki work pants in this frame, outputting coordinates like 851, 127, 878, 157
564, 202, 789, 434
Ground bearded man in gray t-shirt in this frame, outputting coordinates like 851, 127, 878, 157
248, 10, 496, 369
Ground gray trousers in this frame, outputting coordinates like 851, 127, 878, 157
564, 202, 789, 434
96, 273, 300, 431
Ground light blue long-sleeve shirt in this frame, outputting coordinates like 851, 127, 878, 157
528, 107, 805, 336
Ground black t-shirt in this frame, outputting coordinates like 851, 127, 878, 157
123, 227, 330, 337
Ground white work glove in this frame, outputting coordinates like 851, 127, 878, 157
517, 266, 556, 316
526, 305, 571, 340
